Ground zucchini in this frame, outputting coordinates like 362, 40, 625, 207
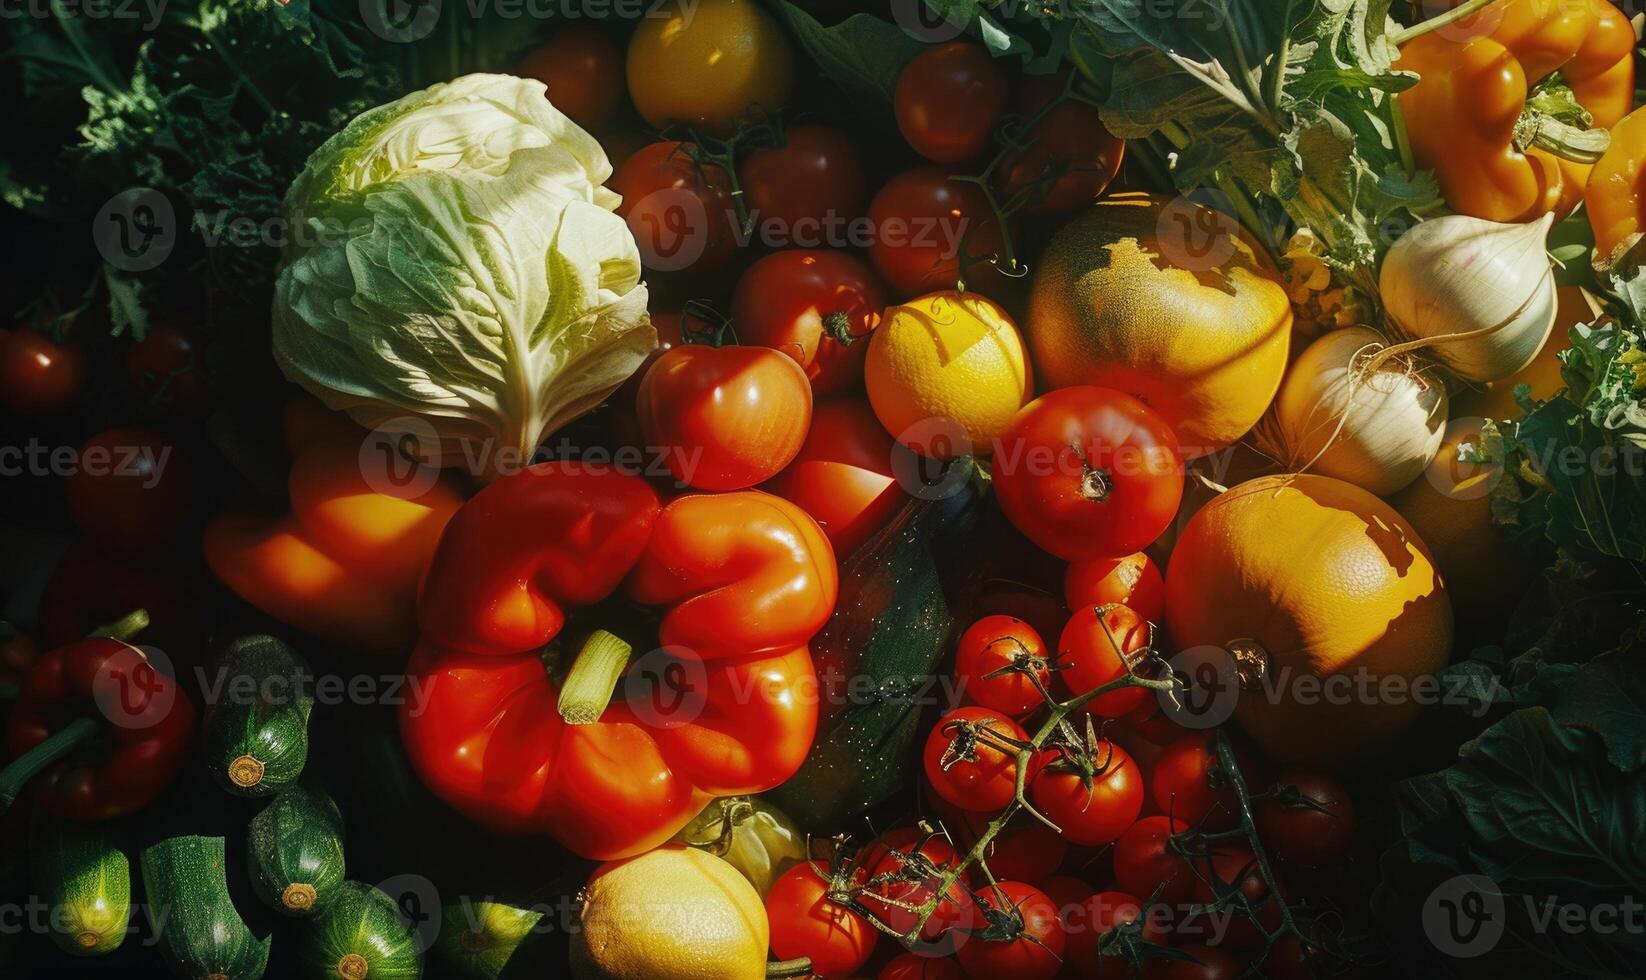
303, 880, 423, 979
203, 634, 314, 797
140, 835, 272, 980
247, 785, 346, 917
433, 901, 544, 979
767, 470, 984, 830
31, 822, 130, 956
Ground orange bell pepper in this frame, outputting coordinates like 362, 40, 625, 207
1396, 0, 1634, 223
1587, 105, 1646, 265
203, 398, 463, 657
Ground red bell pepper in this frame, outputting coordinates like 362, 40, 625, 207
2, 627, 196, 821
400, 462, 837, 860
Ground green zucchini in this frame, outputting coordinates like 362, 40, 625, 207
304, 880, 423, 979
247, 785, 346, 917
203, 634, 314, 797
433, 901, 544, 979
140, 835, 272, 980
767, 468, 984, 830
31, 822, 130, 956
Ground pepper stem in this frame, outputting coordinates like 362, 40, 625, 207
556, 630, 634, 726
0, 716, 100, 814
1515, 111, 1611, 163
89, 608, 149, 642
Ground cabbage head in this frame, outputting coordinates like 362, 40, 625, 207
272, 73, 653, 473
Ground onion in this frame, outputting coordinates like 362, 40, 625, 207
1379, 213, 1557, 383
1273, 327, 1449, 496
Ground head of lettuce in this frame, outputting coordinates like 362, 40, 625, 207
271, 74, 653, 477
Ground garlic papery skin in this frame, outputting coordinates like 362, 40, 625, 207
1379, 212, 1558, 383
1274, 327, 1449, 496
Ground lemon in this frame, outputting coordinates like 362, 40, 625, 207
569, 846, 768, 980
864, 291, 1032, 459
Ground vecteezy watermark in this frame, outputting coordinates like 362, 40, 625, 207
890, 0, 967, 42
0, 0, 164, 26
0, 438, 174, 484
93, 187, 176, 272
1422, 875, 1646, 959
359, 0, 686, 41
192, 664, 438, 716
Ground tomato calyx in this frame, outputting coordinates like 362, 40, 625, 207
1039, 714, 1123, 803
675, 298, 738, 347
967, 883, 1054, 952
820, 310, 859, 347
936, 716, 1032, 775
978, 632, 1063, 703
1224, 636, 1273, 689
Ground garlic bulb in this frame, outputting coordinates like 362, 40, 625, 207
1379, 213, 1557, 383
1274, 327, 1449, 496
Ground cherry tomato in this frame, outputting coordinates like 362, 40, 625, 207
969, 810, 1066, 885
1150, 734, 1248, 831
64, 428, 189, 556
738, 124, 867, 236
923, 706, 1027, 813
867, 167, 1007, 296
1030, 740, 1144, 846
956, 881, 1065, 980
637, 344, 812, 490
1142, 943, 1241, 980
1058, 603, 1151, 718
517, 25, 624, 129
1065, 552, 1165, 625
1063, 889, 1167, 978
764, 398, 905, 558
0, 327, 87, 417
1255, 769, 1357, 867
894, 42, 1009, 163
127, 322, 207, 418
880, 952, 963, 980
997, 71, 1124, 214
730, 250, 886, 394
994, 386, 1183, 561
954, 615, 1051, 717
1112, 816, 1193, 908
626, 0, 793, 135
611, 141, 737, 273
1122, 696, 1186, 745
766, 861, 878, 979
860, 827, 973, 953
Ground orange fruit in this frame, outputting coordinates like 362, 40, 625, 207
1165, 475, 1453, 766
864, 291, 1032, 459
626, 0, 793, 136
1025, 192, 1292, 457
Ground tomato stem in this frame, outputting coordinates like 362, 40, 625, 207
556, 630, 634, 726
0, 717, 100, 814
765, 958, 814, 978
89, 608, 149, 643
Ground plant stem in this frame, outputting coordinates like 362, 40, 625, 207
0, 717, 99, 814
765, 958, 814, 978
1390, 0, 1497, 46
90, 608, 149, 642
556, 630, 634, 726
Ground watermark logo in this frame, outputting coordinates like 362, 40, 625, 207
627, 188, 713, 272
1156, 645, 1239, 729
1423, 416, 1503, 502
889, 420, 975, 500
359, 416, 444, 498
94, 188, 176, 272
92, 644, 178, 730
377, 874, 443, 953
624, 646, 709, 729
891, 0, 967, 42
361, 0, 441, 42
1155, 193, 1240, 272
1422, 875, 1507, 958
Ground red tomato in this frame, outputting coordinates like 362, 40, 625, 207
866, 167, 1007, 296
738, 124, 866, 235
1255, 769, 1357, 867
954, 615, 1051, 717
1058, 603, 1151, 718
612, 141, 737, 273
994, 386, 1184, 561
969, 810, 1066, 884
127, 322, 207, 418
766, 862, 878, 979
64, 428, 189, 556
894, 41, 1009, 163
0, 327, 87, 417
997, 71, 1124, 213
637, 344, 812, 490
1065, 553, 1165, 625
956, 881, 1066, 980
1112, 816, 1193, 908
517, 25, 624, 129
764, 398, 905, 558
1064, 889, 1165, 978
730, 250, 886, 394
1150, 734, 1243, 830
1142, 943, 1241, 980
1030, 740, 1144, 846
860, 827, 973, 953
1180, 847, 1283, 956
923, 706, 1027, 813
880, 952, 963, 980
